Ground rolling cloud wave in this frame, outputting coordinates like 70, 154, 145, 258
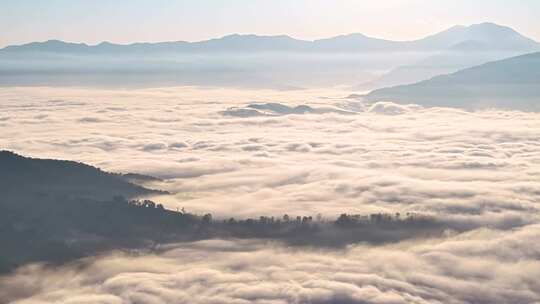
1, 86, 540, 303
3, 224, 540, 303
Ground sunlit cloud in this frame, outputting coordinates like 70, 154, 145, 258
3, 224, 540, 303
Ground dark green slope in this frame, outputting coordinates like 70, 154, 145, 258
0, 152, 455, 275
0, 150, 159, 200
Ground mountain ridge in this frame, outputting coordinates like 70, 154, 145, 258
2, 22, 538, 54
0, 150, 163, 199
364, 51, 540, 110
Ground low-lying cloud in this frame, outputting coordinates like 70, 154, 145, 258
1, 87, 539, 224
2, 224, 540, 303
1, 86, 540, 302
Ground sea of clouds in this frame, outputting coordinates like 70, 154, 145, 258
1, 86, 539, 303
2, 226, 540, 303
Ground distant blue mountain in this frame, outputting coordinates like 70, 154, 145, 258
2, 23, 538, 54
413, 23, 539, 51
1, 22, 538, 89
358, 48, 530, 90
364, 51, 540, 110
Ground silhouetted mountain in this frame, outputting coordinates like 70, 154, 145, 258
364, 51, 540, 110
0, 150, 161, 200
0, 152, 466, 274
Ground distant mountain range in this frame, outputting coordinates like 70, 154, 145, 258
0, 22, 538, 89
364, 51, 540, 110
2, 22, 538, 54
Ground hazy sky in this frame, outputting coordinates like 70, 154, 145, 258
1, 0, 540, 47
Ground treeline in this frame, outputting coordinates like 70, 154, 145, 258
123, 197, 441, 240
0, 151, 452, 273
0, 194, 450, 273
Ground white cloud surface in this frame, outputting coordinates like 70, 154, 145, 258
2, 87, 538, 221
2, 224, 540, 303
1, 86, 539, 303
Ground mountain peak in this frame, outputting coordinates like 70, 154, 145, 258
467, 22, 519, 35
471, 22, 511, 29
418, 22, 539, 50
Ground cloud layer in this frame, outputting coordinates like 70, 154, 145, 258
1, 87, 539, 223
2, 224, 540, 303
1, 86, 540, 303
